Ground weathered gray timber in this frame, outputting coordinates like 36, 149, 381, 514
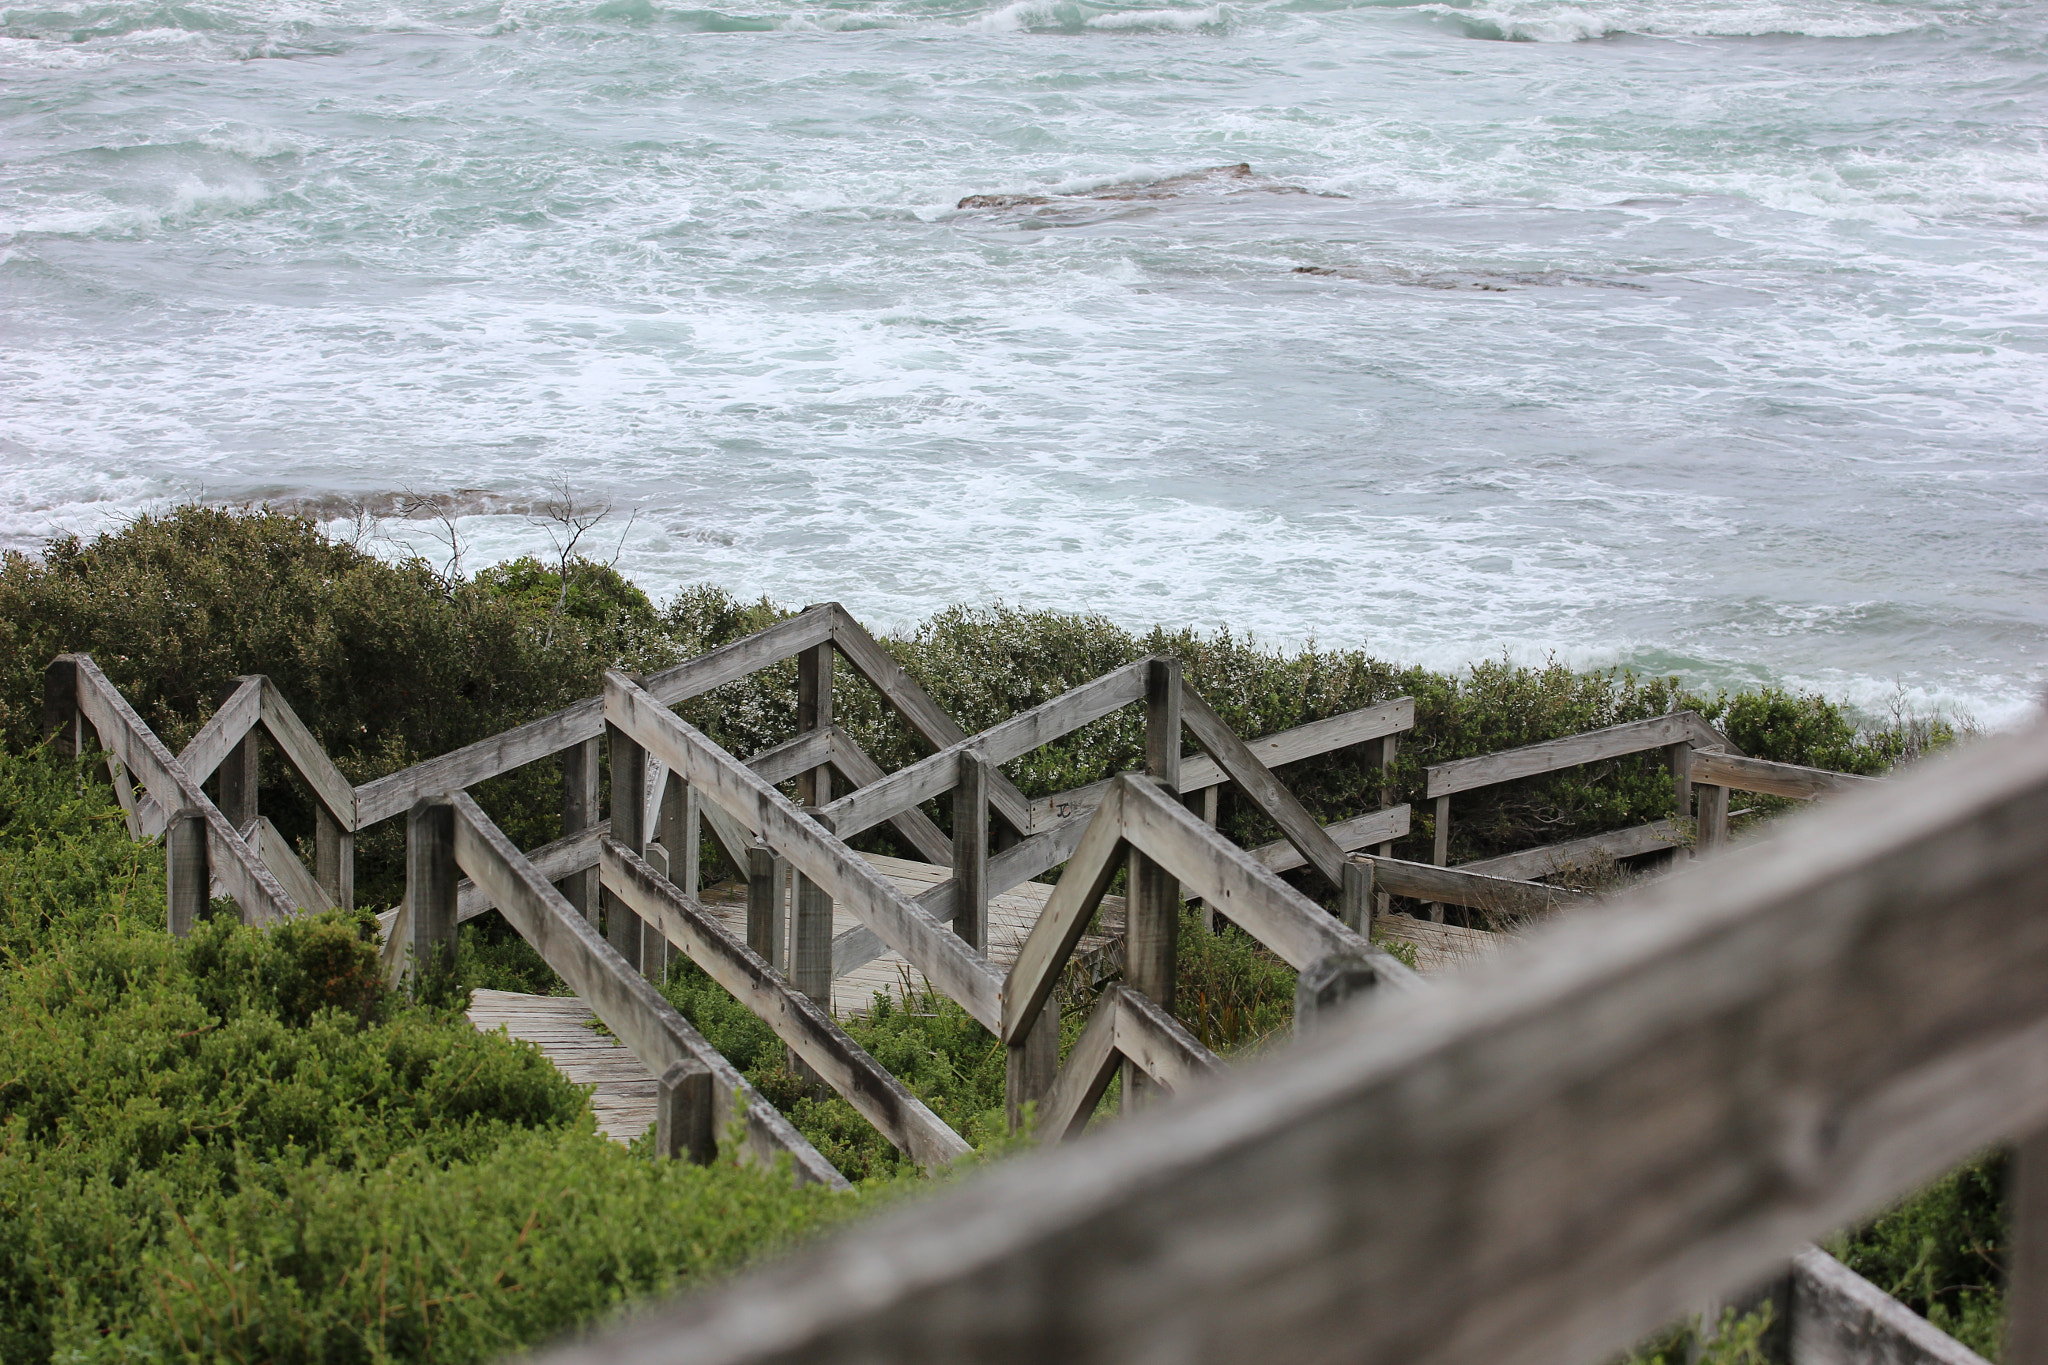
1124, 659, 1183, 1106
1461, 818, 1684, 881
1030, 697, 1418, 837
353, 606, 838, 827
1360, 854, 1592, 917
166, 808, 207, 937
407, 797, 459, 979
1002, 775, 1417, 1048
823, 730, 953, 865
819, 659, 1151, 840
560, 737, 601, 919
441, 791, 844, 1188
215, 681, 258, 832
1181, 683, 1346, 887
179, 676, 262, 787
1791, 1246, 1991, 1365
2010, 1130, 2048, 1365
240, 816, 336, 914
822, 604, 1036, 837
1172, 697, 1415, 802
606, 671, 1005, 1033
606, 720, 648, 972
521, 719, 2048, 1365
954, 752, 990, 953
796, 639, 833, 808
1248, 804, 1412, 875
1690, 751, 1881, 802
1425, 711, 1732, 798
468, 989, 661, 1142
257, 679, 358, 830
1036, 984, 1225, 1144
602, 839, 971, 1174
656, 1059, 715, 1165
62, 655, 297, 924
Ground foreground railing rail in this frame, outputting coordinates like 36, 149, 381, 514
521, 720, 2048, 1365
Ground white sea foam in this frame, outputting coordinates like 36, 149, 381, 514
3, 0, 2044, 725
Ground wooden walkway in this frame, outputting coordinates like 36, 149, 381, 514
470, 853, 1124, 1144
467, 988, 659, 1143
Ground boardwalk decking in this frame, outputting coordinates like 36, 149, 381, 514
466, 988, 659, 1143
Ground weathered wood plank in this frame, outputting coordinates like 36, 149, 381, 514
257, 680, 358, 829
1248, 805, 1411, 875
744, 727, 836, 788
1124, 659, 1183, 1106
1460, 819, 1683, 882
1175, 697, 1416, 798
179, 676, 261, 787
1181, 684, 1347, 887
1689, 751, 1880, 802
241, 816, 336, 913
2009, 1129, 2048, 1365
954, 752, 990, 953
1362, 855, 1592, 917
1035, 988, 1121, 1144
1426, 712, 1715, 799
68, 655, 296, 925
1792, 1245, 1991, 1365
1117, 776, 1415, 983
524, 716, 2048, 1365
825, 730, 954, 866
408, 798, 459, 979
467, 989, 658, 1144
1112, 985, 1225, 1094
603, 839, 971, 1174
1029, 700, 1419, 838
354, 607, 839, 828
1000, 782, 1130, 1045
446, 791, 844, 1188
819, 660, 1151, 841
824, 606, 1037, 838
606, 672, 1004, 1033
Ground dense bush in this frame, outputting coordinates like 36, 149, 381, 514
1832, 1154, 2008, 1358
0, 749, 856, 1364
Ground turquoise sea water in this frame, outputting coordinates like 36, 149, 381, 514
2, 0, 2043, 720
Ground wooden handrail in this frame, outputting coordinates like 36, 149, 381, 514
441, 792, 845, 1188
1426, 710, 1733, 799
1689, 750, 1880, 801
525, 724, 2048, 1365
605, 670, 1005, 1033
818, 659, 1154, 840
61, 655, 298, 924
1358, 854, 1591, 917
1181, 684, 1348, 887
1036, 984, 1226, 1144
600, 838, 971, 1174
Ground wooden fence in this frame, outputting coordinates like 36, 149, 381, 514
521, 717, 2048, 1365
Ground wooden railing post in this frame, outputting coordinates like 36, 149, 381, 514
745, 842, 785, 972
1666, 741, 1693, 859
954, 752, 989, 953
42, 657, 83, 759
315, 806, 354, 910
1699, 782, 1730, 854
1428, 792, 1451, 922
2010, 1129, 2048, 1365
1194, 784, 1221, 932
1376, 731, 1399, 922
657, 770, 701, 900
792, 809, 835, 1007
797, 639, 833, 808
655, 1057, 715, 1165
1126, 657, 1182, 1107
559, 736, 600, 922
1007, 1011, 1059, 1135
215, 680, 258, 830
406, 797, 458, 986
1341, 855, 1373, 934
1293, 952, 1380, 1035
605, 722, 646, 972
166, 807, 209, 937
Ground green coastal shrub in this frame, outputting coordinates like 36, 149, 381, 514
0, 749, 856, 1364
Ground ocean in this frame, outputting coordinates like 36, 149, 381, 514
3, 0, 2043, 722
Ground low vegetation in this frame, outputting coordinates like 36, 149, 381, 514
0, 505, 1992, 1360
